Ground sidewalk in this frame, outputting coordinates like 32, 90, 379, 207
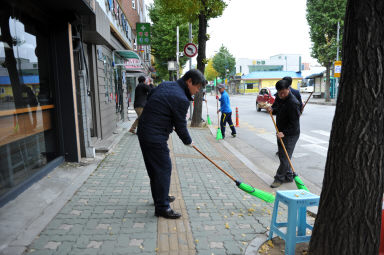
301, 93, 336, 106
0, 124, 315, 255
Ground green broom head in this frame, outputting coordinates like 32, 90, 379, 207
236, 181, 275, 203
207, 115, 212, 125
216, 128, 223, 140
294, 175, 309, 191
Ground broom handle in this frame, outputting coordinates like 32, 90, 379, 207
268, 111, 296, 174
192, 145, 236, 182
217, 98, 220, 125
205, 95, 209, 115
301, 91, 314, 114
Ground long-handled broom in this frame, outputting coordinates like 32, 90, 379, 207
268, 111, 309, 191
192, 145, 275, 203
301, 91, 314, 114
205, 95, 212, 125
216, 97, 223, 140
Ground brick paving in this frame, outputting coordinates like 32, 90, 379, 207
25, 127, 313, 255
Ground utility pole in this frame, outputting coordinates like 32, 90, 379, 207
176, 26, 179, 80
336, 21, 340, 61
335, 21, 340, 98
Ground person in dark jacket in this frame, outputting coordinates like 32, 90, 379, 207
267, 79, 301, 188
129, 76, 150, 134
147, 77, 155, 89
272, 76, 303, 111
137, 69, 205, 219
271, 76, 302, 155
283, 76, 303, 110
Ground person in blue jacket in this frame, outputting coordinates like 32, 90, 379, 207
137, 69, 205, 219
216, 84, 236, 138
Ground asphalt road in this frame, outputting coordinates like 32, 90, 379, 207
202, 93, 336, 193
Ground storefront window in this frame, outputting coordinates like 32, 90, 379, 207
0, 6, 58, 196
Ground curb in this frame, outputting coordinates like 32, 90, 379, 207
307, 101, 336, 106
244, 233, 269, 255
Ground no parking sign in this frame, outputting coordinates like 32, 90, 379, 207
184, 43, 197, 58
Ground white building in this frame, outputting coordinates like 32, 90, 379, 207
236, 54, 303, 75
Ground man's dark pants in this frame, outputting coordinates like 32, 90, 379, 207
220, 112, 236, 138
138, 138, 171, 212
275, 134, 300, 182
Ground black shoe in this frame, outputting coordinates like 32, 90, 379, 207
155, 208, 181, 219
168, 195, 175, 203
232, 133, 236, 137
151, 196, 176, 206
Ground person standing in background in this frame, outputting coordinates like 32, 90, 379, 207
129, 76, 150, 134
216, 84, 236, 138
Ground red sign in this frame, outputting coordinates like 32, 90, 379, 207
124, 58, 142, 70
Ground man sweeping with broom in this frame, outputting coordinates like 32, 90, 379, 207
216, 84, 236, 138
267, 79, 301, 188
137, 69, 205, 219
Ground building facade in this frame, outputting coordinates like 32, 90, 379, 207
0, 0, 152, 206
0, 0, 96, 205
236, 54, 307, 76
240, 71, 302, 94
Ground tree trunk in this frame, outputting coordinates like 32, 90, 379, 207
324, 64, 331, 102
191, 11, 207, 127
309, 0, 384, 254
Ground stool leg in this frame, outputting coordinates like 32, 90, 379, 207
268, 199, 279, 240
285, 204, 297, 255
298, 207, 307, 236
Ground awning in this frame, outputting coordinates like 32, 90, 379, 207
113, 50, 145, 72
115, 50, 140, 59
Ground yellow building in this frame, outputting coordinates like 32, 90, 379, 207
239, 71, 302, 94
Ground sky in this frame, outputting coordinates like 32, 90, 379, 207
145, 0, 317, 65
206, 0, 315, 63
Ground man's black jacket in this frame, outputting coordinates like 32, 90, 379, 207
134, 82, 150, 108
272, 92, 301, 136
137, 79, 192, 145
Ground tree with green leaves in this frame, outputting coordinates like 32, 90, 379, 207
148, 0, 198, 81
306, 0, 347, 102
212, 46, 236, 81
157, 0, 227, 127
308, 0, 384, 253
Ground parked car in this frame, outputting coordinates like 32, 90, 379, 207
300, 85, 314, 93
256, 87, 277, 112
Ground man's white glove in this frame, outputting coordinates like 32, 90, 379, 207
186, 141, 194, 147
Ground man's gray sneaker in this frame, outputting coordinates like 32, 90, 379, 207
270, 180, 282, 188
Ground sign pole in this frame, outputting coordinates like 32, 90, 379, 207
189, 23, 193, 120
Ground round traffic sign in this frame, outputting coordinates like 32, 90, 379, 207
184, 43, 198, 58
